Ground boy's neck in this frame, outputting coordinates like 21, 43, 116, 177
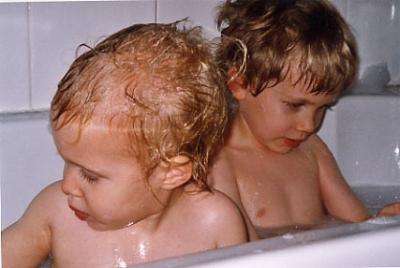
226, 113, 264, 150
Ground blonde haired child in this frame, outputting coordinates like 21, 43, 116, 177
2, 22, 247, 267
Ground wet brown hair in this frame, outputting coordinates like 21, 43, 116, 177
216, 0, 358, 96
51, 22, 228, 190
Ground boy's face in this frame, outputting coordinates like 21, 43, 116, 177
237, 75, 339, 154
52, 121, 164, 231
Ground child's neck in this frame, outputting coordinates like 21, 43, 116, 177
227, 113, 264, 150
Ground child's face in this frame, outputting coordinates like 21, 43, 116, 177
237, 75, 339, 154
52, 121, 164, 231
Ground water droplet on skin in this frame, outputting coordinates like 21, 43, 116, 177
115, 258, 128, 268
124, 221, 134, 228
113, 247, 128, 268
138, 241, 148, 259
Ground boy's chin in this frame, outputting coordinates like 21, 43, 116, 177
265, 139, 303, 154
265, 143, 296, 154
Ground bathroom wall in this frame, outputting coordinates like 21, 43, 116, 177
1, 0, 399, 229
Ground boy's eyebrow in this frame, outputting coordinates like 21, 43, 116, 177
79, 165, 105, 177
286, 96, 338, 106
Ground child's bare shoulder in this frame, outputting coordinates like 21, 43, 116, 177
1, 180, 65, 267
30, 180, 67, 214
210, 148, 234, 180
307, 134, 329, 146
302, 134, 331, 157
209, 150, 243, 205
182, 188, 245, 230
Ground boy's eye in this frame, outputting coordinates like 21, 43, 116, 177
79, 169, 98, 184
284, 102, 303, 110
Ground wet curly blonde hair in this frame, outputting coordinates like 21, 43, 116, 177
216, 0, 358, 96
51, 21, 228, 190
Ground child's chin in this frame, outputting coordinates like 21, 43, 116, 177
267, 144, 294, 154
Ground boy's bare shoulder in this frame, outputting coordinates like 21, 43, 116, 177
1, 180, 65, 267
307, 134, 328, 146
208, 148, 242, 203
32, 180, 67, 212
181, 188, 244, 228
209, 145, 237, 184
180, 189, 247, 243
304, 134, 337, 163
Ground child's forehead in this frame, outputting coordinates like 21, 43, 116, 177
278, 77, 340, 105
52, 115, 137, 147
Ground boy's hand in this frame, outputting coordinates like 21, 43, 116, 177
376, 202, 400, 217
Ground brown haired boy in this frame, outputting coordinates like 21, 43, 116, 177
210, 0, 399, 239
1, 22, 248, 267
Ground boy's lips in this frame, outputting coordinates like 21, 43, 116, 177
282, 138, 302, 148
69, 205, 89, 221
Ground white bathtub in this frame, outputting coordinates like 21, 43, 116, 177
2, 93, 400, 267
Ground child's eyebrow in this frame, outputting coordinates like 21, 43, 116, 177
286, 96, 338, 106
80, 166, 104, 178
59, 153, 105, 178
75, 162, 105, 178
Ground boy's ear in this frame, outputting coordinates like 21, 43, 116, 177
160, 155, 192, 190
227, 67, 248, 100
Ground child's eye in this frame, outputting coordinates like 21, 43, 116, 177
79, 169, 98, 184
284, 102, 303, 110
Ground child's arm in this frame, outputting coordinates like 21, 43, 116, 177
1, 182, 57, 267
209, 153, 259, 240
312, 135, 370, 222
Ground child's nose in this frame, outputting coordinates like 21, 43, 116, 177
61, 167, 83, 197
296, 113, 318, 134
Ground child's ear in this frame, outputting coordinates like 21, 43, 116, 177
160, 155, 192, 190
227, 67, 248, 100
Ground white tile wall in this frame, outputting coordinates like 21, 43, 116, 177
1, 113, 64, 228
335, 95, 400, 186
347, 0, 400, 87
29, 1, 156, 109
2, 0, 399, 113
0, 3, 30, 112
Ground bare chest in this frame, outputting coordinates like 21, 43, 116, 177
232, 149, 325, 229
50, 212, 214, 267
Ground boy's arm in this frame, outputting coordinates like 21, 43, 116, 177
1, 182, 57, 268
209, 153, 259, 240
312, 135, 370, 222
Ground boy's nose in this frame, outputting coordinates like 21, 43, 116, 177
296, 114, 318, 134
61, 168, 83, 197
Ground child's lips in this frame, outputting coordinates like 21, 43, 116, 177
69, 205, 89, 221
283, 138, 302, 148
